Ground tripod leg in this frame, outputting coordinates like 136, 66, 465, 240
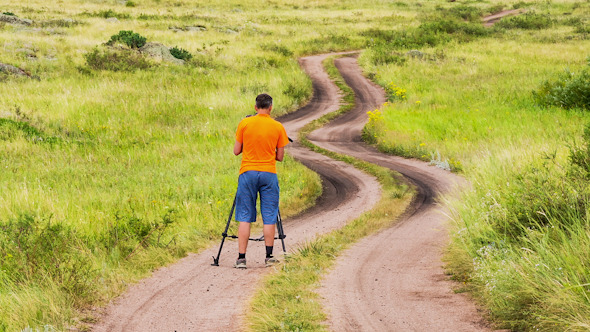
276, 210, 286, 253
212, 193, 237, 266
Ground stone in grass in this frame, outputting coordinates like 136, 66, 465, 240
0, 62, 34, 78
405, 50, 426, 59
0, 13, 33, 25
139, 42, 184, 65
105, 17, 119, 23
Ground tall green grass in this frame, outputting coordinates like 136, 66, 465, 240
358, 0, 590, 329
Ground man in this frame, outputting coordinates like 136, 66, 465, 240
233, 93, 289, 269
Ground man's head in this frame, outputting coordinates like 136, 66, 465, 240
255, 93, 273, 111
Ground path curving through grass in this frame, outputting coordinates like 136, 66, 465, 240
93, 52, 489, 331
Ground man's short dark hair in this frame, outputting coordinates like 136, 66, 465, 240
256, 93, 273, 109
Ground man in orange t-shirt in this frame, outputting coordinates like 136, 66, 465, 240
233, 93, 289, 269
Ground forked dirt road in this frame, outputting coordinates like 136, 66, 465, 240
92, 53, 382, 331
93, 53, 488, 331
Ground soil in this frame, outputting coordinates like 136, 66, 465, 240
92, 53, 489, 331
482, 9, 524, 27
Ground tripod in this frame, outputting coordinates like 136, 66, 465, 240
211, 191, 287, 266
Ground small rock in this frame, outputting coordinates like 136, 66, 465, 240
405, 50, 425, 59
139, 42, 184, 65
185, 26, 207, 32
105, 17, 119, 23
0, 14, 33, 25
0, 62, 33, 78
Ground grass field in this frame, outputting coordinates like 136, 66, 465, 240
1, 0, 589, 330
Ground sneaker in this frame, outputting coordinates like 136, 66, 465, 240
234, 258, 247, 269
265, 256, 279, 267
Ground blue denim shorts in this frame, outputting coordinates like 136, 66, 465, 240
235, 171, 279, 225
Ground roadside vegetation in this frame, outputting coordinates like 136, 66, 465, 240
356, 0, 590, 330
1, 0, 588, 330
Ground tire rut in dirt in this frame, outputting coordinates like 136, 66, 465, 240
91, 53, 382, 332
313, 56, 488, 331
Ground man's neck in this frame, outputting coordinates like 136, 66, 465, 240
256, 109, 271, 116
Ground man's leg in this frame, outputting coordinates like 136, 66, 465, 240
238, 221, 251, 254
235, 171, 257, 268
263, 224, 275, 248
259, 172, 279, 265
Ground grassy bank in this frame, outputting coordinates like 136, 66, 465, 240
245, 56, 412, 331
357, 0, 590, 329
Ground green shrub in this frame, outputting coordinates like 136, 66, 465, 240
437, 4, 484, 22
107, 30, 147, 49
533, 64, 590, 110
419, 18, 489, 37
85, 47, 153, 71
365, 43, 407, 65
2, 12, 15, 16
125, 1, 136, 7
495, 12, 554, 30
169, 46, 192, 60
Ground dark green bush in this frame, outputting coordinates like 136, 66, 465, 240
125, 1, 136, 7
437, 4, 484, 22
495, 12, 554, 30
107, 30, 147, 49
85, 47, 153, 71
366, 43, 407, 65
2, 12, 15, 16
169, 46, 193, 60
533, 65, 590, 110
419, 18, 489, 37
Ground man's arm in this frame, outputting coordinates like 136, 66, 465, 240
234, 141, 243, 156
275, 147, 284, 161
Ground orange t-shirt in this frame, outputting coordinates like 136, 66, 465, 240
235, 114, 289, 174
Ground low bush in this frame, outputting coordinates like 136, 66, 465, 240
2, 12, 15, 16
437, 4, 484, 22
365, 43, 407, 65
107, 30, 147, 49
533, 62, 590, 110
419, 18, 489, 38
85, 47, 153, 71
495, 12, 554, 30
169, 46, 192, 60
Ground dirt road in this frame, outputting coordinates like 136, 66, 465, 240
93, 53, 487, 331
92, 53, 382, 331
313, 56, 488, 331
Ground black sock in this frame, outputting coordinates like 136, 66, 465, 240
266, 246, 273, 258
238, 253, 245, 260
